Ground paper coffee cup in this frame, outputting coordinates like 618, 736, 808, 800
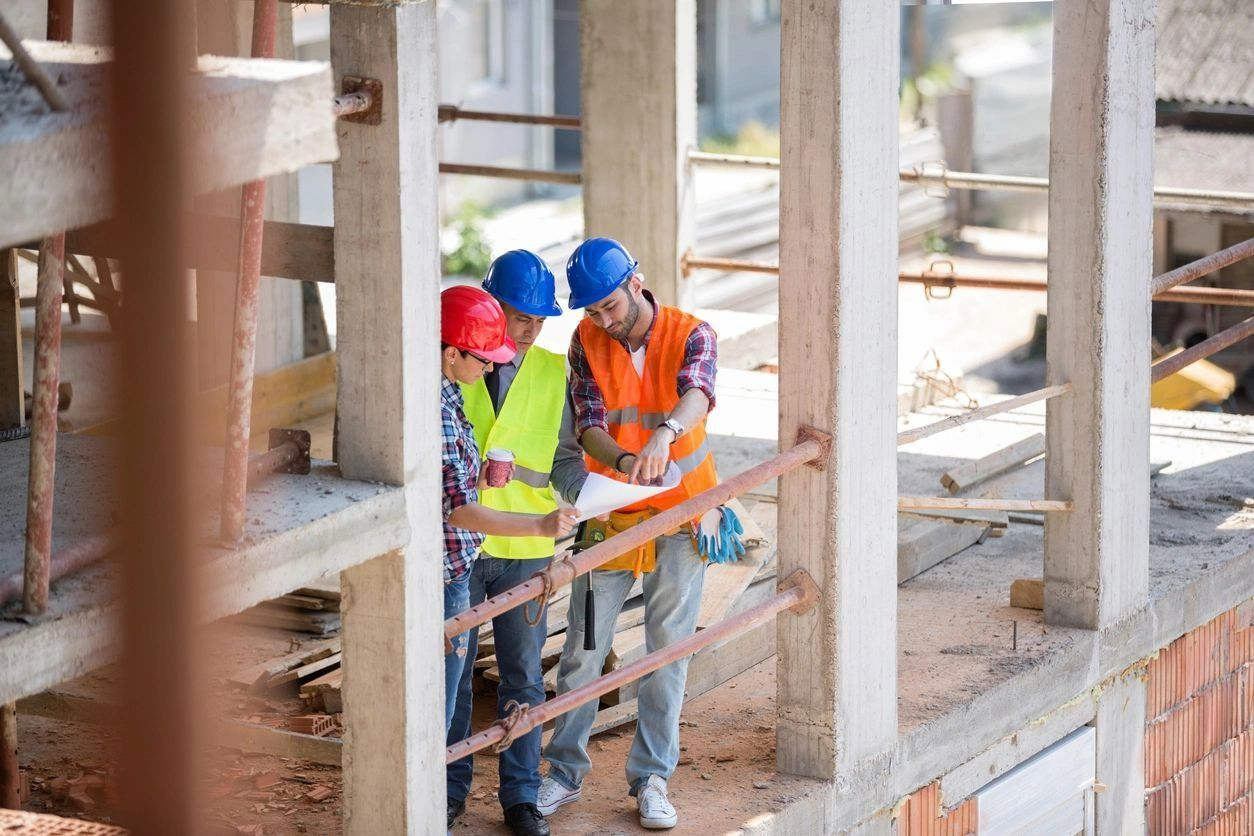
485, 449, 515, 487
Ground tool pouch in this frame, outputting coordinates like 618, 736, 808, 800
589, 509, 662, 576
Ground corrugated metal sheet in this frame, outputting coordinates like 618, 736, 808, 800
1156, 0, 1254, 106
1155, 128, 1254, 197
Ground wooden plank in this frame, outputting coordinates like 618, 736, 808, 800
940, 433, 1046, 495
232, 605, 341, 636
897, 519, 988, 584
899, 507, 1009, 530
0, 250, 22, 429
1010, 578, 1045, 611
899, 496, 1073, 513
64, 217, 334, 284
695, 499, 775, 630
216, 721, 342, 767
279, 593, 334, 611
226, 638, 341, 690
269, 653, 341, 688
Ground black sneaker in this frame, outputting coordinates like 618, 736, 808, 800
447, 797, 466, 829
503, 802, 551, 836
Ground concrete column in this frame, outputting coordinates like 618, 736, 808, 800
580, 0, 696, 310
1044, 0, 1155, 629
776, 0, 899, 779
1092, 671, 1147, 834
0, 251, 23, 429
331, 2, 444, 833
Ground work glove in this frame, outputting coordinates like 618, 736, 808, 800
696, 508, 723, 562
717, 505, 746, 562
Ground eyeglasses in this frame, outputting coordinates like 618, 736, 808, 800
461, 350, 492, 368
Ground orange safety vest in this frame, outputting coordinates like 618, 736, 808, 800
577, 304, 719, 519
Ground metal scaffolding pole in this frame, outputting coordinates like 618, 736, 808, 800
1151, 316, 1254, 383
1149, 237, 1254, 296
437, 104, 580, 129
438, 162, 582, 185
219, 0, 278, 543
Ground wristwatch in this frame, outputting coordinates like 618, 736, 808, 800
661, 418, 685, 442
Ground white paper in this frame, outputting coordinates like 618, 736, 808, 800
572, 462, 682, 521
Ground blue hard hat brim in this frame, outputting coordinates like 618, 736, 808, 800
488, 292, 562, 318
569, 264, 638, 310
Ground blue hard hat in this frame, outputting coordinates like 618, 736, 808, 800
482, 250, 562, 317
566, 237, 639, 309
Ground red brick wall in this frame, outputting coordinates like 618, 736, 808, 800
896, 781, 978, 836
1145, 603, 1254, 834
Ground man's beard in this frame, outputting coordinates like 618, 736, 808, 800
612, 293, 641, 339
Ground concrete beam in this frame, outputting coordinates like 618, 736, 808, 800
0, 41, 336, 249
776, 0, 899, 779
1044, 0, 1155, 628
330, 2, 444, 834
580, 0, 696, 309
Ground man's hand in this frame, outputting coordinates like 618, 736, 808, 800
537, 508, 580, 539
627, 427, 674, 485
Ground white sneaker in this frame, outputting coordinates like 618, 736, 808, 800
637, 775, 678, 830
536, 775, 581, 816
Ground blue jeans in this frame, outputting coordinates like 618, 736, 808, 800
443, 569, 472, 734
447, 555, 550, 810
543, 530, 704, 792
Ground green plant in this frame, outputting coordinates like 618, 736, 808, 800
699, 120, 780, 158
442, 202, 494, 278
922, 228, 951, 255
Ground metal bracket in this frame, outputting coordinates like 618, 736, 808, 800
341, 76, 383, 126
917, 159, 951, 199
922, 259, 956, 301
796, 426, 832, 471
778, 569, 821, 615
268, 428, 311, 475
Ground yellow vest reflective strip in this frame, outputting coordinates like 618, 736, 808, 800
461, 346, 566, 560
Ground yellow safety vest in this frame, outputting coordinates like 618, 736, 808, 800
462, 346, 566, 559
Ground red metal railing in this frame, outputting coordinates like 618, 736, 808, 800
219, 0, 278, 543
446, 570, 819, 763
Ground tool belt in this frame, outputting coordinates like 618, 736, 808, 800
587, 508, 691, 576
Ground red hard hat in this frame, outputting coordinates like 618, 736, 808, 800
441, 286, 517, 363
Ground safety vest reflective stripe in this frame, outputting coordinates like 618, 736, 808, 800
512, 463, 552, 489
673, 437, 712, 476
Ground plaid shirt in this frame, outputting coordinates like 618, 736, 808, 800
568, 290, 717, 438
440, 376, 483, 581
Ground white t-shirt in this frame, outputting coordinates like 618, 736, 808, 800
630, 344, 646, 377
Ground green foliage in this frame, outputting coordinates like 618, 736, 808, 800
442, 202, 495, 278
699, 120, 780, 158
923, 228, 951, 255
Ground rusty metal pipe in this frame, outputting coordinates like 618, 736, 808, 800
437, 104, 580, 129
1151, 315, 1254, 383
22, 239, 65, 614
444, 438, 823, 641
438, 162, 582, 186
332, 91, 372, 118
219, 0, 278, 543
245, 439, 301, 486
0, 530, 116, 609
446, 571, 819, 763
1149, 237, 1254, 297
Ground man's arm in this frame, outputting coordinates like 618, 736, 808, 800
447, 503, 577, 538
550, 388, 589, 504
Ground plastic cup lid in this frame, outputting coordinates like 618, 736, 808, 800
486, 448, 514, 462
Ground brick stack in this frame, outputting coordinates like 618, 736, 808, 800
1145, 603, 1254, 834
895, 781, 978, 836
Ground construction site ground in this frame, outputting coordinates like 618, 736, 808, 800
8, 396, 1254, 833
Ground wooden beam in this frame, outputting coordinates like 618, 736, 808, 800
940, 434, 1046, 495
63, 218, 334, 284
0, 251, 23, 429
0, 42, 337, 249
899, 496, 1073, 513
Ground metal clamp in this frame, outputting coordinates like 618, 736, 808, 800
778, 569, 821, 615
922, 259, 957, 300
796, 426, 833, 472
916, 160, 951, 199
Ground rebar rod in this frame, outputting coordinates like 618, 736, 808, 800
0, 12, 69, 112
245, 439, 301, 486
1150, 315, 1254, 383
896, 384, 1071, 446
22, 240, 65, 614
444, 437, 824, 641
438, 162, 582, 185
219, 0, 278, 543
437, 104, 580, 129
1149, 237, 1254, 296
686, 151, 1254, 211
446, 571, 818, 763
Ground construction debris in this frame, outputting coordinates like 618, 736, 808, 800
940, 433, 1045, 495
1010, 578, 1045, 611
231, 589, 342, 636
